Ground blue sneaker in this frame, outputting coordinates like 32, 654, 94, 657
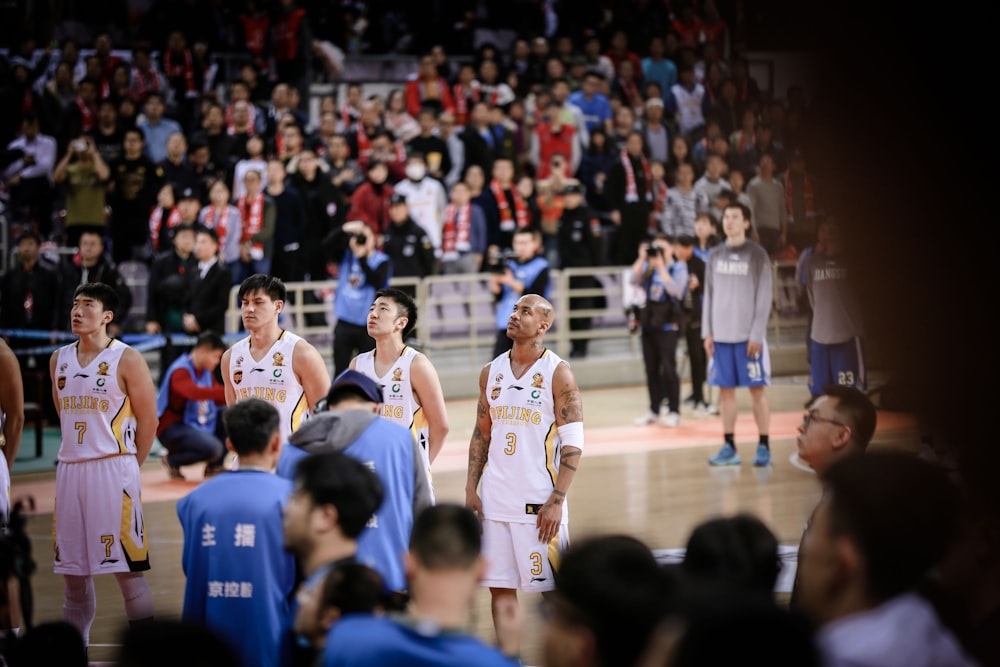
708, 443, 741, 466
753, 444, 772, 467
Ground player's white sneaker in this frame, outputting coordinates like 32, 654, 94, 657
662, 411, 681, 427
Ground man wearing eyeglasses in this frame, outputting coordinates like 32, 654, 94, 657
789, 383, 877, 609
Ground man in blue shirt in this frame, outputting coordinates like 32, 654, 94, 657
568, 71, 613, 136
176, 399, 296, 667
322, 504, 521, 667
489, 227, 550, 357
136, 92, 183, 164
323, 220, 392, 376
282, 449, 385, 667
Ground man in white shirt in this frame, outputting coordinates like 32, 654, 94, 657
3, 112, 58, 236
393, 153, 448, 259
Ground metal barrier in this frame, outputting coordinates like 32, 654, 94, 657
221, 261, 808, 364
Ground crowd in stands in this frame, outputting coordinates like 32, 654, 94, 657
1, 0, 825, 350
0, 4, 998, 667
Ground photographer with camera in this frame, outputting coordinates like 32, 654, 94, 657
52, 133, 110, 247
488, 227, 550, 358
323, 220, 393, 375
631, 234, 688, 427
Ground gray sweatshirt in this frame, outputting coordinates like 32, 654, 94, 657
288, 409, 433, 517
702, 240, 772, 343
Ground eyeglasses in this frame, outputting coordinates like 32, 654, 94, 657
802, 410, 847, 429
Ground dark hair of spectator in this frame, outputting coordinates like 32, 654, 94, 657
823, 452, 959, 602
820, 384, 878, 449
682, 514, 781, 596
194, 330, 226, 351
223, 398, 279, 455
409, 504, 482, 570
293, 452, 384, 539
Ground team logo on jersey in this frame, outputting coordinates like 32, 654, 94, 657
273, 352, 285, 366
57, 376, 66, 390
531, 373, 544, 388
491, 385, 502, 400
233, 370, 243, 385
250, 368, 266, 374
60, 363, 68, 372
495, 373, 504, 383
73, 373, 89, 378
235, 356, 244, 366
391, 383, 401, 393
97, 362, 110, 376
392, 367, 404, 382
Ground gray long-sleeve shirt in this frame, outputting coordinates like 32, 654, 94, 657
747, 176, 787, 232
805, 251, 863, 344
702, 240, 772, 343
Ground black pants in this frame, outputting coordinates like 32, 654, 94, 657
641, 328, 680, 414
684, 319, 707, 403
333, 320, 374, 377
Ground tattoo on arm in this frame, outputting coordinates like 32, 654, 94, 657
557, 382, 584, 424
552, 490, 565, 497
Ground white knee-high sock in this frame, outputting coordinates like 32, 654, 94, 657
115, 572, 154, 622
63, 575, 96, 646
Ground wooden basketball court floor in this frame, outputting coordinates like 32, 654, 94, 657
10, 377, 922, 665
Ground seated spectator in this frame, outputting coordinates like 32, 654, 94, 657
393, 152, 448, 254
109, 127, 165, 263
234, 168, 277, 282
232, 135, 268, 199
156, 331, 228, 479
321, 504, 520, 666
159, 131, 198, 194
0, 230, 61, 353
797, 452, 977, 667
89, 97, 125, 166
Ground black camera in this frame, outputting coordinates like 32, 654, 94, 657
487, 248, 516, 273
351, 231, 368, 244
647, 244, 663, 257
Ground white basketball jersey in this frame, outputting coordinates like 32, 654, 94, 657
355, 346, 433, 481
54, 340, 136, 462
481, 349, 568, 525
228, 331, 309, 442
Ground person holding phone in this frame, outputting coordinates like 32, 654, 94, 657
53, 133, 110, 246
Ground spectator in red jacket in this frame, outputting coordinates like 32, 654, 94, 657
347, 160, 395, 235
530, 101, 581, 180
405, 53, 455, 118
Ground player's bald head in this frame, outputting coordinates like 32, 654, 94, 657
521, 295, 554, 324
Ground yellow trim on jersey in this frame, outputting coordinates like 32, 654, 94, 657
120, 489, 149, 568
547, 532, 561, 573
110, 396, 135, 455
543, 422, 558, 485
290, 392, 307, 434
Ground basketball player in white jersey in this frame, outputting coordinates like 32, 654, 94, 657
0, 338, 23, 529
48, 282, 158, 650
350, 287, 449, 500
466, 294, 584, 656
222, 274, 330, 443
